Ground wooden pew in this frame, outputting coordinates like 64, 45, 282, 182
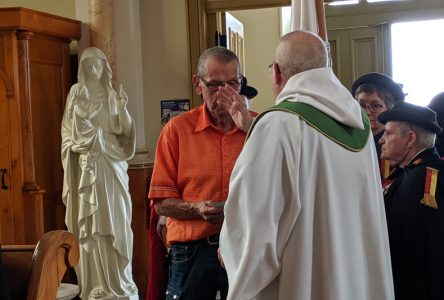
1, 230, 79, 300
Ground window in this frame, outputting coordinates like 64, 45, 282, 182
327, 0, 405, 5
391, 19, 444, 106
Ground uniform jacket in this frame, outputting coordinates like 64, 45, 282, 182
384, 147, 444, 300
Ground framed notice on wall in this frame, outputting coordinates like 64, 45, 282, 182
161, 99, 190, 126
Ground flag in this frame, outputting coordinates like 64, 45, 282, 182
291, 0, 319, 34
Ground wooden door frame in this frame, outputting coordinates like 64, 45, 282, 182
186, 0, 289, 106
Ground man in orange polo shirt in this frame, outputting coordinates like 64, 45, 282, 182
149, 47, 256, 300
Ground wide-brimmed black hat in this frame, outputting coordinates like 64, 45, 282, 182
240, 77, 258, 99
352, 72, 405, 101
378, 102, 442, 134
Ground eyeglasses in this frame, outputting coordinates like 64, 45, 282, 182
267, 61, 274, 72
200, 77, 242, 93
359, 102, 386, 112
268, 62, 274, 72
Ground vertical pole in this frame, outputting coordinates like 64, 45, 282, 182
315, 0, 328, 42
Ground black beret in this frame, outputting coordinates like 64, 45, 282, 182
352, 72, 405, 101
378, 102, 442, 134
428, 92, 444, 137
240, 77, 258, 99
428, 92, 444, 116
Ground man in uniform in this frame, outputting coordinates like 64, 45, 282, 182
378, 101, 444, 299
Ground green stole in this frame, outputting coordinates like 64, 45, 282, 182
247, 101, 370, 152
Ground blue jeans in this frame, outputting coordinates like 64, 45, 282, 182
166, 236, 228, 300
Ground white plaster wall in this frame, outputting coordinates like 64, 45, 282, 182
139, 0, 191, 158
0, 0, 76, 18
230, 8, 281, 113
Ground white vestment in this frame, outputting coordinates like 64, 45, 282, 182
220, 68, 394, 300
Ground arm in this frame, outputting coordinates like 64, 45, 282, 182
154, 198, 224, 224
150, 121, 224, 224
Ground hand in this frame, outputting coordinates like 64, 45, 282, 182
156, 215, 169, 248
76, 84, 90, 100
193, 201, 225, 224
217, 84, 254, 132
117, 84, 128, 112
217, 248, 225, 269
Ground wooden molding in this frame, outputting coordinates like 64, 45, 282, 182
187, 0, 207, 107
205, 0, 290, 13
0, 7, 81, 40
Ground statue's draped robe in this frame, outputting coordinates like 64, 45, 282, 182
62, 78, 136, 299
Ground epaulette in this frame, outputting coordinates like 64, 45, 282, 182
420, 166, 439, 209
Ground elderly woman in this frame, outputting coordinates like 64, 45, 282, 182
352, 72, 404, 181
61, 47, 137, 299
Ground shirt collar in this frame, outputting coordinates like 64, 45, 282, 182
405, 147, 440, 168
388, 147, 440, 179
195, 103, 240, 134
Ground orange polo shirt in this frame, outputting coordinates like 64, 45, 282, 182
149, 104, 255, 244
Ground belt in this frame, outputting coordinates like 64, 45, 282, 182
205, 234, 219, 245
172, 234, 220, 247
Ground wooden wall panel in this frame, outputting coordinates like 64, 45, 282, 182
352, 35, 377, 81
329, 38, 340, 79
128, 165, 153, 299
0, 8, 80, 245
328, 25, 388, 90
0, 78, 15, 244
0, 32, 26, 245
31, 61, 66, 231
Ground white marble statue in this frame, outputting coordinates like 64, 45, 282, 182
61, 47, 138, 300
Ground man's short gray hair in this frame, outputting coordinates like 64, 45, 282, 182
398, 121, 436, 149
197, 46, 242, 78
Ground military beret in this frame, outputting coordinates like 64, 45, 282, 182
352, 72, 405, 101
378, 101, 442, 134
240, 77, 258, 100
428, 92, 444, 116
428, 92, 444, 137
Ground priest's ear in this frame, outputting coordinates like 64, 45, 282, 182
272, 62, 286, 91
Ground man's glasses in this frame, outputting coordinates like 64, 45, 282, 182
200, 77, 242, 93
359, 102, 386, 112
268, 62, 274, 72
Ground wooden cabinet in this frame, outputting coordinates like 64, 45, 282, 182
0, 7, 80, 244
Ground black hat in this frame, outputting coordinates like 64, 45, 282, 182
240, 77, 258, 99
378, 102, 442, 134
351, 72, 405, 101
428, 92, 444, 116
428, 92, 444, 137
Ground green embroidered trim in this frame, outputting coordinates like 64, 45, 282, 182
247, 101, 370, 152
